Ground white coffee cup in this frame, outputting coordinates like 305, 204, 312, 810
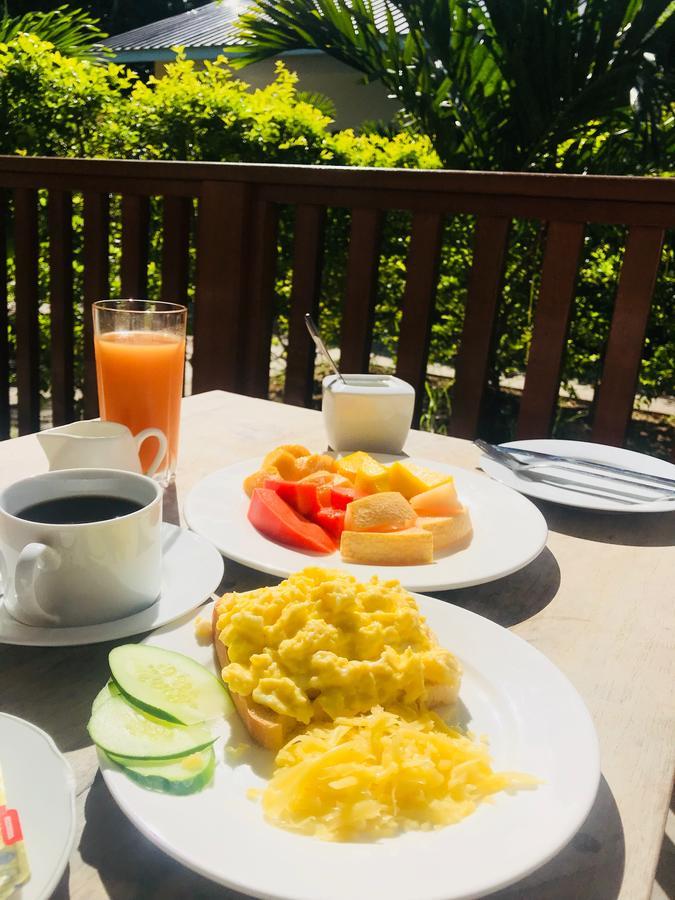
0, 469, 162, 628
37, 421, 168, 476
322, 374, 415, 453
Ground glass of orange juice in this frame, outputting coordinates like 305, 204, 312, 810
93, 300, 187, 485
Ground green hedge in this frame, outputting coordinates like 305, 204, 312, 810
1, 36, 673, 413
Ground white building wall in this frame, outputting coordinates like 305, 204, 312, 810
242, 52, 399, 129
154, 51, 399, 129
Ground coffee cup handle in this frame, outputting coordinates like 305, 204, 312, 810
11, 543, 61, 626
135, 428, 168, 477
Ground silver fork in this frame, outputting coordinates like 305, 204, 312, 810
475, 440, 674, 504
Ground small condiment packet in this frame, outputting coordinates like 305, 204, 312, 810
0, 763, 30, 900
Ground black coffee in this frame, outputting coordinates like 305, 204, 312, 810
16, 495, 144, 525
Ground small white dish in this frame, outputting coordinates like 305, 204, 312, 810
99, 596, 600, 900
0, 713, 77, 900
0, 522, 224, 646
480, 439, 675, 513
184, 455, 548, 592
322, 374, 415, 453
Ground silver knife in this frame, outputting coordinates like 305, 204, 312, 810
475, 439, 675, 496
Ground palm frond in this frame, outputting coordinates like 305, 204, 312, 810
0, 5, 109, 61
235, 0, 674, 173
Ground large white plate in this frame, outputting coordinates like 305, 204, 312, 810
0, 523, 224, 646
480, 439, 675, 513
0, 713, 77, 900
100, 596, 600, 900
184, 457, 547, 591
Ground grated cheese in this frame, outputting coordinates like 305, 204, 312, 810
262, 706, 536, 841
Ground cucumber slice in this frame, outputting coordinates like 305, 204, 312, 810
109, 644, 230, 726
91, 680, 121, 714
88, 695, 214, 760
106, 747, 215, 795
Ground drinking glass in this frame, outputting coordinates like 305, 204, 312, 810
93, 300, 187, 485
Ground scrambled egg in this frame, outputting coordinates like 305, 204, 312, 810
263, 706, 535, 840
214, 568, 461, 725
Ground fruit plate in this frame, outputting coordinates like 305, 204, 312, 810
183, 456, 547, 592
184, 455, 547, 592
99, 595, 600, 900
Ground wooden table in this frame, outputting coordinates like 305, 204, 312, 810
1, 391, 673, 900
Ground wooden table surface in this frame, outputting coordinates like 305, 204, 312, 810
1, 390, 673, 900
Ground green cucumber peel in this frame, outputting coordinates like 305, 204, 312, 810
88, 694, 215, 761
105, 747, 216, 795
109, 644, 231, 726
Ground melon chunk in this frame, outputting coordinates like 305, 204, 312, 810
344, 492, 416, 533
340, 527, 433, 565
417, 508, 472, 552
410, 481, 462, 517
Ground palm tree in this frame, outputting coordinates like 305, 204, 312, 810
235, 0, 675, 173
0, 5, 108, 61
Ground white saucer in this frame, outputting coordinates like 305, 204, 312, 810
0, 522, 224, 646
0, 713, 77, 900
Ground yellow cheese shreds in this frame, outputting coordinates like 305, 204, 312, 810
215, 568, 461, 725
262, 706, 536, 841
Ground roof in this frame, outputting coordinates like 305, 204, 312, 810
103, 0, 407, 56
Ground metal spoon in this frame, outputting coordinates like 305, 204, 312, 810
304, 313, 346, 384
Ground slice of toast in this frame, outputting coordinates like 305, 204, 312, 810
212, 604, 294, 751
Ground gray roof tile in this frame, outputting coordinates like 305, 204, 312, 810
103, 0, 407, 51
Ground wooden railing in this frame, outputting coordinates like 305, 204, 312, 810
1, 156, 673, 448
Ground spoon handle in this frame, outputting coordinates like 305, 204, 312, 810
304, 314, 346, 383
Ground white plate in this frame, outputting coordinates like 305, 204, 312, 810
480, 439, 675, 513
184, 456, 548, 591
0, 522, 224, 646
0, 713, 77, 900
100, 597, 600, 900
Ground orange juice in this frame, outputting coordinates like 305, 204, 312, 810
94, 331, 186, 476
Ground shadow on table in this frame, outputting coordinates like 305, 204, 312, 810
81, 772, 248, 899
437, 546, 560, 628
49, 864, 70, 899
535, 501, 675, 548
493, 775, 625, 900
654, 788, 675, 899
162, 482, 181, 527
0, 643, 111, 753
80, 772, 625, 900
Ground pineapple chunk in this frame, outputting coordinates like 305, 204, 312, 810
336, 451, 375, 481
354, 457, 390, 494
388, 461, 453, 499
